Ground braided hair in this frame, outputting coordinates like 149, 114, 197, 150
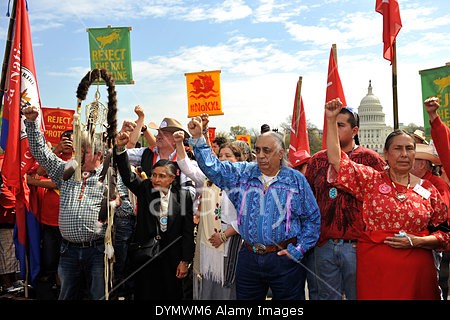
76, 68, 117, 149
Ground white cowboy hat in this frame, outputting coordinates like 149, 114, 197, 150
415, 144, 441, 166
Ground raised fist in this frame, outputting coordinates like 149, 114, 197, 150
22, 106, 39, 122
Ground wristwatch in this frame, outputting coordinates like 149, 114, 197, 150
141, 125, 148, 133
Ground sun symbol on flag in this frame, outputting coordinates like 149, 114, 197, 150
20, 88, 32, 109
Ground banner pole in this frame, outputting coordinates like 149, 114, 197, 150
0, 0, 18, 114
392, 41, 399, 130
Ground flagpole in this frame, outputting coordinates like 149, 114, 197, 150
296, 76, 303, 118
291, 76, 302, 147
0, 0, 18, 113
391, 41, 399, 130
332, 43, 338, 67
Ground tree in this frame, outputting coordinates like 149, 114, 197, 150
282, 116, 322, 156
214, 131, 230, 140
308, 123, 322, 155
248, 128, 260, 147
229, 125, 248, 140
400, 123, 423, 134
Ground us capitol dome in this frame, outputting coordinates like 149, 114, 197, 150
357, 80, 392, 153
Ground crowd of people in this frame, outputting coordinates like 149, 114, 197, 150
1, 95, 450, 301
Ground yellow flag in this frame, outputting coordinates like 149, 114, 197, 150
185, 70, 224, 117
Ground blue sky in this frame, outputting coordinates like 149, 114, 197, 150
0, 0, 449, 135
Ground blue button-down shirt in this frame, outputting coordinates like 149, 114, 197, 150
190, 137, 320, 261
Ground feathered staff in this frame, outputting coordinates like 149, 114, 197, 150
71, 68, 117, 180
72, 68, 118, 299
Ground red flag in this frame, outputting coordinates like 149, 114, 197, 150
0, 0, 43, 284
376, 0, 402, 62
322, 47, 347, 149
288, 79, 310, 165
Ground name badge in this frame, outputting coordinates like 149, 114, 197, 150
413, 184, 431, 200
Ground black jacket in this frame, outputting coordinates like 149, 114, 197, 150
113, 147, 194, 263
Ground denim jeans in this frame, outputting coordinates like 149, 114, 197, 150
302, 248, 319, 300
40, 225, 62, 274
35, 224, 62, 300
236, 246, 304, 300
314, 240, 357, 300
58, 241, 105, 300
112, 215, 135, 298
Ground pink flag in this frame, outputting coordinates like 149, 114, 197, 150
322, 47, 347, 149
376, 0, 402, 62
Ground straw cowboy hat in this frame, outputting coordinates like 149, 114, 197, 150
415, 144, 441, 166
291, 149, 311, 167
149, 117, 190, 138
413, 129, 428, 145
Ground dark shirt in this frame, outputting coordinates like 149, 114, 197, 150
305, 146, 385, 246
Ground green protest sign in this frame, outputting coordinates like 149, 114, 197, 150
87, 26, 134, 85
419, 64, 450, 137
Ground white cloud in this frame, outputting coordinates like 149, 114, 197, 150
2, 0, 448, 137
253, 0, 307, 23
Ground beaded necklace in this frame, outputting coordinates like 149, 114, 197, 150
390, 170, 410, 202
261, 169, 280, 192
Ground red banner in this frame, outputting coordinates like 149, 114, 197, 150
42, 107, 74, 146
0, 0, 43, 284
208, 127, 216, 143
288, 78, 310, 165
322, 47, 347, 149
376, 0, 402, 62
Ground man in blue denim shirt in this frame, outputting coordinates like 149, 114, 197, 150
187, 116, 320, 300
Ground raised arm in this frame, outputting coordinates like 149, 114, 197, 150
174, 130, 188, 161
424, 97, 439, 123
325, 98, 344, 172
188, 117, 244, 190
188, 116, 203, 139
114, 121, 145, 196
200, 113, 211, 147
22, 106, 65, 187
173, 130, 205, 190
425, 97, 450, 176
126, 105, 156, 148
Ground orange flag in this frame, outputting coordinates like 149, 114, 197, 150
185, 70, 224, 117
322, 47, 347, 150
288, 77, 310, 165
376, 0, 402, 62
236, 135, 251, 148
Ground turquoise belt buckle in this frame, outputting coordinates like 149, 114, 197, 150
252, 243, 267, 254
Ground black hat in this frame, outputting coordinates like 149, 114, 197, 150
261, 124, 271, 134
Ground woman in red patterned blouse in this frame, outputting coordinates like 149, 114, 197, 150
324, 98, 450, 300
